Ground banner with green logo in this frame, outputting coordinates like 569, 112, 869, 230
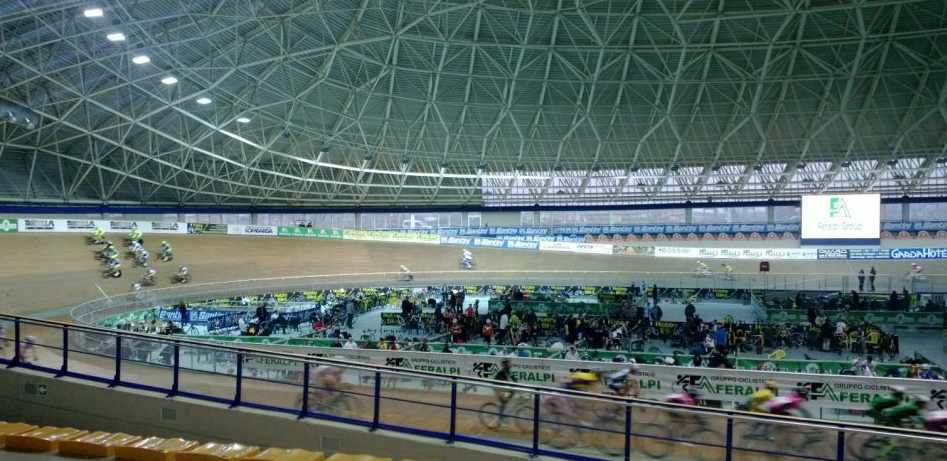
343, 229, 440, 244
0, 219, 17, 233
277, 226, 344, 240
766, 309, 942, 328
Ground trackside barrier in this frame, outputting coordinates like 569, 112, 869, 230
1, 314, 946, 461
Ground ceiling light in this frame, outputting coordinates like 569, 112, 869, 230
83, 8, 104, 18
131, 55, 150, 65
160, 76, 178, 85
196, 97, 212, 105
236, 117, 251, 123
106, 32, 126, 42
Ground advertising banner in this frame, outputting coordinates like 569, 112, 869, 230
612, 245, 655, 256
227, 225, 278, 236
18, 218, 56, 232
343, 229, 440, 245
767, 309, 943, 328
538, 240, 614, 255
187, 223, 228, 235
277, 226, 344, 239
108, 221, 137, 231
65, 219, 98, 231
439, 236, 540, 251
0, 218, 17, 232
801, 194, 881, 243
210, 343, 947, 414
817, 248, 849, 260
149, 222, 187, 234
443, 223, 801, 238
654, 246, 817, 260
847, 248, 890, 260
888, 248, 947, 260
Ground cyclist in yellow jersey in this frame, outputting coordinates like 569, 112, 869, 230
747, 380, 778, 412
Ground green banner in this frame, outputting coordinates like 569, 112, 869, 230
489, 300, 621, 316
766, 309, 943, 328
0, 219, 17, 233
344, 229, 439, 244
277, 226, 344, 239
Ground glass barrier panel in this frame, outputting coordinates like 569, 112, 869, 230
455, 382, 534, 450
0, 318, 13, 361
119, 337, 174, 391
240, 353, 305, 412
177, 345, 237, 402
304, 365, 374, 424
844, 430, 947, 461
536, 394, 618, 458
18, 321, 63, 370
631, 405, 725, 461
732, 416, 834, 461
377, 371, 452, 436
68, 330, 117, 381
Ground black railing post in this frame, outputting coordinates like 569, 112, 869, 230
531, 392, 541, 457
624, 405, 632, 461
8, 318, 21, 367
231, 352, 243, 407
836, 430, 845, 461
725, 417, 734, 461
299, 362, 310, 419
57, 326, 68, 377
168, 343, 180, 397
109, 336, 121, 387
371, 371, 381, 431
448, 380, 457, 443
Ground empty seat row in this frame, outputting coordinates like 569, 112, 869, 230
0, 421, 413, 461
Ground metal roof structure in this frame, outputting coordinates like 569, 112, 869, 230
1, 0, 946, 207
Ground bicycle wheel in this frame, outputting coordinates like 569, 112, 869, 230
691, 429, 724, 461
848, 434, 899, 461
633, 423, 673, 460
540, 413, 580, 449
513, 403, 535, 434
478, 402, 502, 430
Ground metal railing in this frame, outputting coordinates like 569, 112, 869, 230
2, 314, 945, 461
69, 270, 947, 326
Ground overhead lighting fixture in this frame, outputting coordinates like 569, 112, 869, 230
236, 117, 251, 124
195, 97, 212, 105
131, 55, 150, 65
936, 158, 947, 165
840, 161, 852, 168
106, 32, 126, 42
83, 8, 104, 18
160, 76, 178, 85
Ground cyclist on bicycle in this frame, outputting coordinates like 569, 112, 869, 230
91, 227, 106, 244
310, 365, 344, 407
492, 359, 517, 416
543, 371, 599, 418
869, 386, 906, 425
605, 361, 641, 397
926, 409, 947, 432
761, 386, 811, 418
879, 394, 928, 428
746, 380, 778, 412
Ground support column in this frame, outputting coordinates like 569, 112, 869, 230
685, 207, 693, 225
901, 202, 910, 222
767, 205, 775, 224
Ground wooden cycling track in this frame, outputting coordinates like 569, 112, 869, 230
1, 233, 945, 460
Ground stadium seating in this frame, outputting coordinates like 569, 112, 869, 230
0, 421, 414, 461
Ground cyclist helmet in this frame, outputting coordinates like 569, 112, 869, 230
912, 394, 930, 408
890, 385, 906, 398
764, 380, 778, 392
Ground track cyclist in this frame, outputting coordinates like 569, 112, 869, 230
696, 260, 711, 277
159, 241, 174, 262
746, 380, 778, 412
91, 227, 106, 244
605, 361, 641, 397
542, 371, 600, 419
879, 394, 928, 428
128, 226, 143, 243
462, 249, 474, 269
309, 364, 345, 409
492, 359, 518, 418
869, 386, 906, 426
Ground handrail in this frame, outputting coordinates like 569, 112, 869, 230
2, 312, 945, 442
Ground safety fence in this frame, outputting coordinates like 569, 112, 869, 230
2, 314, 946, 461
